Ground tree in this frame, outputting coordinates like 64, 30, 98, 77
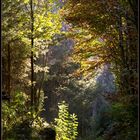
2, 0, 63, 138
2, 0, 62, 109
2, 0, 30, 101
61, 0, 138, 139
62, 0, 138, 95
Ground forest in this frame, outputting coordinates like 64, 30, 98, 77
2, 0, 138, 140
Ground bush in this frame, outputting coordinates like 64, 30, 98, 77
55, 101, 78, 140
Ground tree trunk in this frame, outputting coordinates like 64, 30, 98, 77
128, 0, 138, 29
7, 44, 11, 103
125, 11, 138, 95
118, 13, 126, 94
30, 0, 34, 107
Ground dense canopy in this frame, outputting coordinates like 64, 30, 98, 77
2, 0, 138, 140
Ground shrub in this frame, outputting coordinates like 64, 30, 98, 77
55, 101, 78, 140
